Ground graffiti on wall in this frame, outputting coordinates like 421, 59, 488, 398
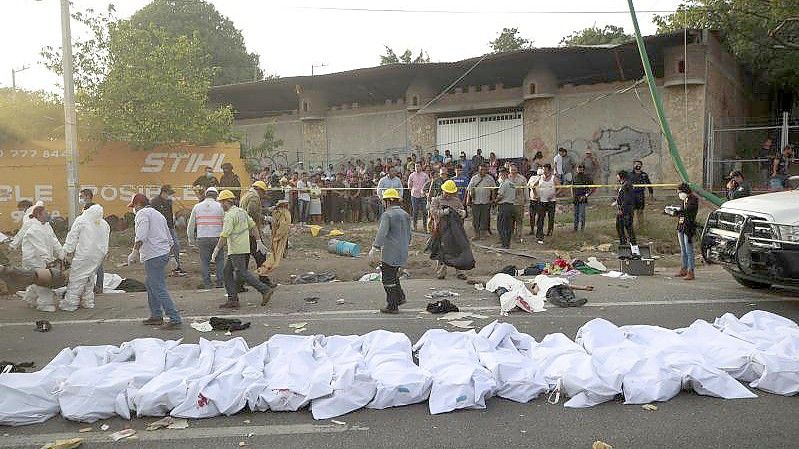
559, 126, 662, 184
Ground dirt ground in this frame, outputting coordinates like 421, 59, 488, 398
1, 198, 701, 297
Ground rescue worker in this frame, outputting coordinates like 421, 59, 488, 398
369, 188, 411, 314
61, 203, 110, 311
187, 187, 225, 289
615, 170, 641, 258
239, 181, 270, 281
127, 193, 182, 330
20, 203, 63, 312
218, 162, 242, 201
258, 199, 291, 275
495, 167, 517, 249
78, 188, 105, 294
630, 160, 653, 228
213, 189, 274, 309
429, 180, 467, 280
9, 200, 38, 251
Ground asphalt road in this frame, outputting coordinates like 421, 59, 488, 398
1, 265, 798, 449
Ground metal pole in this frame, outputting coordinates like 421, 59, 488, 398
11, 69, 15, 90
781, 111, 789, 150
61, 0, 80, 224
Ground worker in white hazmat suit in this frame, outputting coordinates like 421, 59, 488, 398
20, 204, 63, 312
61, 204, 110, 310
9, 200, 43, 250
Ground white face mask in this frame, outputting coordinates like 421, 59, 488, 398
678, 192, 688, 200
79, 198, 87, 205
537, 168, 544, 175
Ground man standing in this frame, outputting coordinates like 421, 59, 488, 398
432, 149, 444, 163
629, 160, 653, 228
725, 170, 751, 201
553, 148, 575, 184
214, 190, 275, 309
258, 199, 291, 275
532, 164, 558, 244
452, 165, 469, 202
581, 148, 601, 181
219, 162, 242, 202
407, 163, 430, 231
61, 203, 109, 311
615, 171, 641, 258
572, 164, 594, 232
187, 187, 225, 289
240, 181, 270, 274
471, 149, 485, 171
427, 167, 449, 204
526, 167, 543, 236
127, 193, 182, 330
193, 166, 219, 200
376, 168, 404, 216
79, 188, 105, 294
495, 167, 517, 249
429, 180, 469, 280
368, 189, 411, 314
150, 185, 186, 277
20, 204, 63, 312
296, 173, 311, 224
466, 164, 495, 240
509, 164, 528, 241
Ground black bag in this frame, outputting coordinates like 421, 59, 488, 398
429, 211, 475, 271
546, 285, 587, 308
426, 299, 460, 314
118, 278, 146, 292
498, 265, 517, 276
209, 317, 251, 332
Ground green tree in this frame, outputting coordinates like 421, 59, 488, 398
560, 25, 632, 46
380, 46, 430, 65
489, 27, 533, 52
242, 126, 284, 172
0, 88, 64, 144
130, 0, 263, 85
653, 1, 799, 88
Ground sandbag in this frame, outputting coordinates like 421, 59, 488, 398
361, 330, 431, 409
428, 212, 475, 271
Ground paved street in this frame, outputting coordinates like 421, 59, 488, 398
1, 265, 798, 449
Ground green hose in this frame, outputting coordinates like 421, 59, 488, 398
626, 0, 724, 206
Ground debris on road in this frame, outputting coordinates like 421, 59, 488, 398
0, 361, 35, 373
109, 429, 136, 441
210, 317, 251, 332
289, 322, 308, 329
190, 321, 213, 333
331, 419, 346, 425
336, 299, 346, 305
35, 320, 51, 332
303, 297, 319, 304
447, 320, 474, 329
641, 404, 658, 411
426, 299, 459, 314
592, 441, 613, 449
40, 438, 83, 449
238, 442, 248, 447
100, 424, 110, 431
145, 416, 189, 430
77, 427, 92, 433
291, 271, 337, 284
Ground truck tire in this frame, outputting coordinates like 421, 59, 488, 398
732, 275, 770, 290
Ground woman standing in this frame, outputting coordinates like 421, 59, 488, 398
673, 183, 699, 280
488, 152, 499, 177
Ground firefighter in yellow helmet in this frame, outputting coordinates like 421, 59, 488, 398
368, 188, 411, 314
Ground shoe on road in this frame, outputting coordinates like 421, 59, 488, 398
142, 317, 164, 325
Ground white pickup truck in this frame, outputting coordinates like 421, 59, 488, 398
700, 181, 799, 290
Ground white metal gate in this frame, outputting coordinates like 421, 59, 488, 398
436, 111, 523, 158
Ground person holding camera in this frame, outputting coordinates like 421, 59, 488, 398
725, 170, 751, 201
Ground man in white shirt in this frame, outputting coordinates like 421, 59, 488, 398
187, 187, 226, 289
127, 193, 182, 330
296, 173, 311, 224
526, 167, 543, 235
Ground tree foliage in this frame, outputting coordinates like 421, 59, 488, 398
0, 89, 64, 144
130, 0, 263, 85
242, 126, 284, 172
489, 27, 533, 52
379, 46, 431, 65
560, 25, 632, 46
653, 0, 799, 88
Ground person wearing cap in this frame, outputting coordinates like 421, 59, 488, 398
369, 188, 412, 314
192, 166, 219, 200
258, 199, 291, 275
581, 148, 601, 180
240, 180, 271, 277
127, 193, 182, 330
20, 203, 64, 312
495, 167, 517, 249
187, 187, 226, 289
218, 162, 242, 201
572, 164, 595, 232
214, 189, 274, 308
430, 179, 468, 280
725, 170, 751, 200
151, 185, 186, 277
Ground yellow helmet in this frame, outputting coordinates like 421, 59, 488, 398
382, 188, 401, 200
441, 179, 458, 194
218, 189, 236, 201
252, 180, 268, 191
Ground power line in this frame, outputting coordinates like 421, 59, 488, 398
291, 6, 681, 15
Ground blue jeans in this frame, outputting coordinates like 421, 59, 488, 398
410, 196, 427, 228
168, 227, 182, 270
298, 199, 310, 223
197, 237, 225, 288
573, 202, 587, 231
678, 231, 695, 270
144, 254, 181, 323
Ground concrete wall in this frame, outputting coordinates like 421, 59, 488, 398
523, 97, 557, 162
325, 109, 409, 163
234, 116, 302, 165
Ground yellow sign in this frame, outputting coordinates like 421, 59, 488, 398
0, 140, 245, 231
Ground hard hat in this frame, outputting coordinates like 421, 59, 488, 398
252, 180, 268, 191
205, 186, 219, 195
382, 188, 400, 200
441, 179, 458, 194
218, 189, 236, 201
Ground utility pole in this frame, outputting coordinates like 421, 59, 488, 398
60, 0, 80, 224
311, 63, 327, 76
11, 65, 29, 97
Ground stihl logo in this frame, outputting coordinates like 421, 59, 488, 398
141, 152, 227, 173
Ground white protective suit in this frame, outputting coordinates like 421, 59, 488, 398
20, 217, 63, 312
9, 202, 43, 250
61, 204, 110, 310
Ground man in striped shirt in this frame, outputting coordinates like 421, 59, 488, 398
187, 187, 226, 289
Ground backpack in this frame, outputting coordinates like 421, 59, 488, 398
426, 299, 460, 314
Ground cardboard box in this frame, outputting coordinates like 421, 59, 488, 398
620, 258, 655, 276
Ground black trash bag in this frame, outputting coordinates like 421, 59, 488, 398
522, 265, 543, 276
429, 211, 475, 271
209, 317, 251, 332
497, 265, 517, 276
546, 285, 587, 308
426, 299, 460, 314
118, 278, 147, 292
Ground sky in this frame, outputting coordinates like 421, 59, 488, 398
1, 0, 684, 93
